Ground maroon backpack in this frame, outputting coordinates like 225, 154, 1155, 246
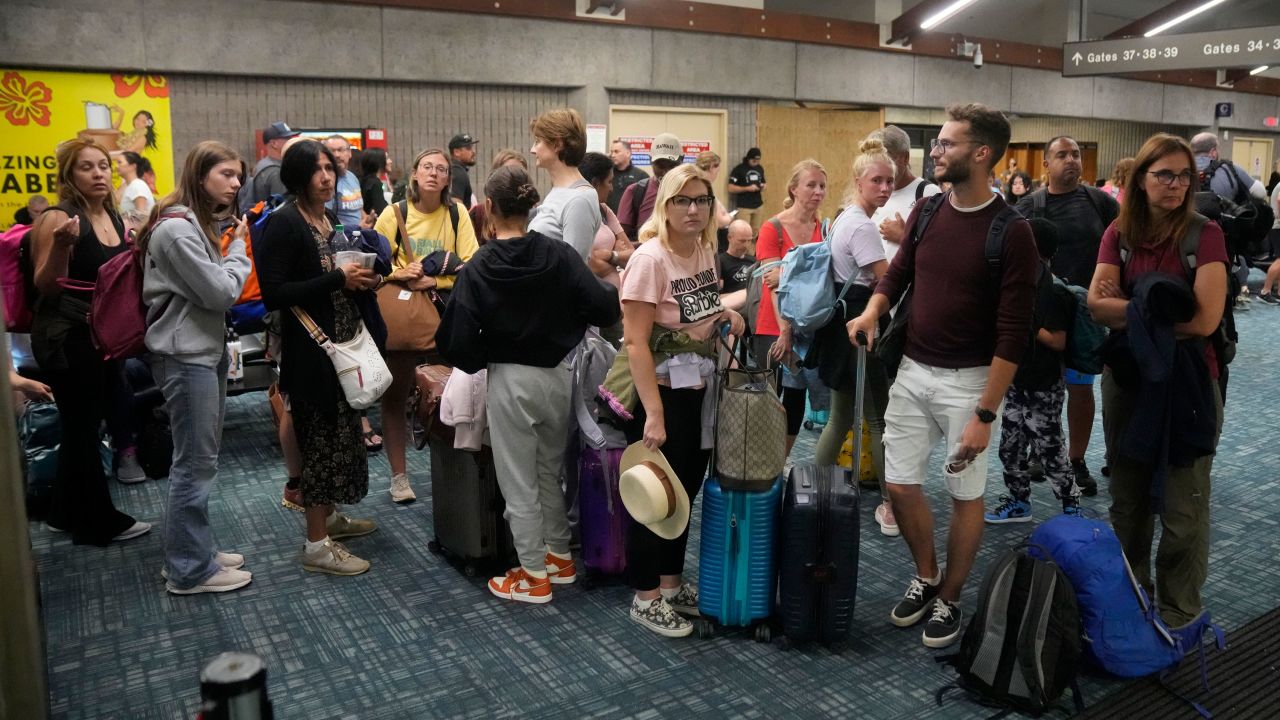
57, 212, 184, 360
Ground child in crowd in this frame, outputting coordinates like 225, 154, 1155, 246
986, 217, 1081, 523
437, 166, 620, 604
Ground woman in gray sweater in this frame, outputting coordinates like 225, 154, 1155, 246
141, 140, 253, 595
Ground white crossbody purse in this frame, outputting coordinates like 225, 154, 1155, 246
290, 306, 391, 410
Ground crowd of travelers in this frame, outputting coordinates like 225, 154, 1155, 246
10, 100, 1272, 652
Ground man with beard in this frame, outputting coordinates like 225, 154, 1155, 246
847, 103, 1038, 650
1016, 136, 1118, 496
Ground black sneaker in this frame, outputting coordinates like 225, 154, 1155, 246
890, 575, 941, 627
922, 598, 963, 648
1072, 460, 1098, 497
1262, 292, 1280, 305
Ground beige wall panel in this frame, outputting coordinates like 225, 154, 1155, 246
756, 105, 882, 220
607, 106, 729, 199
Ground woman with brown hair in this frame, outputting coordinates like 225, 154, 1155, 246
372, 148, 478, 503
754, 159, 828, 456
141, 140, 253, 593
30, 139, 151, 545
470, 148, 528, 245
1087, 133, 1227, 629
527, 108, 599, 260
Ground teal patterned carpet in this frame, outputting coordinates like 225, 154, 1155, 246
32, 302, 1280, 719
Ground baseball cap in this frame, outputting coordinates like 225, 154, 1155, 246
262, 122, 299, 143
745, 147, 762, 160
650, 133, 683, 164
448, 133, 479, 150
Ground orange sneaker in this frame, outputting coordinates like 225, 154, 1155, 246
545, 552, 577, 585
488, 568, 552, 604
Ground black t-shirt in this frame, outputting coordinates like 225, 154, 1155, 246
450, 161, 473, 209
728, 162, 766, 209
608, 165, 648, 213
1014, 267, 1072, 391
719, 252, 755, 294
1015, 187, 1118, 287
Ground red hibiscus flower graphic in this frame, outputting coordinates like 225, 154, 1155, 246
111, 74, 169, 99
0, 71, 53, 127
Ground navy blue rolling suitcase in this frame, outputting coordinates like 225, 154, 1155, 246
695, 474, 784, 641
778, 463, 860, 648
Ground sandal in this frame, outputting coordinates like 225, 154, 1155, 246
363, 430, 383, 452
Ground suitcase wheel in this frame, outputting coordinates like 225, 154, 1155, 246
776, 635, 792, 651
753, 623, 772, 644
427, 540, 442, 555
462, 563, 478, 578
803, 420, 815, 430
696, 619, 714, 639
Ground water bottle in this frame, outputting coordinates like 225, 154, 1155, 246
197, 652, 272, 720
330, 223, 349, 251
226, 328, 243, 382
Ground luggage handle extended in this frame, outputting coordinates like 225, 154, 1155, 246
846, 330, 869, 489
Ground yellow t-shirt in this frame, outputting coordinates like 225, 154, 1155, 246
374, 199, 478, 290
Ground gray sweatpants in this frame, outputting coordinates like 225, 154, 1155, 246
487, 361, 574, 573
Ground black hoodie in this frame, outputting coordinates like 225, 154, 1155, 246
437, 231, 621, 373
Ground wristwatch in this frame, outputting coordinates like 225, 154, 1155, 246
974, 405, 997, 424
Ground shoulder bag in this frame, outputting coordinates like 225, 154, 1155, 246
290, 306, 391, 410
376, 201, 442, 351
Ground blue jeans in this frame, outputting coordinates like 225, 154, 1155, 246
151, 352, 229, 588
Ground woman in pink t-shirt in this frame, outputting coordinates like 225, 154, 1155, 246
618, 164, 744, 639
755, 159, 827, 456
1086, 134, 1227, 629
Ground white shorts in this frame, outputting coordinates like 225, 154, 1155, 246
883, 356, 994, 501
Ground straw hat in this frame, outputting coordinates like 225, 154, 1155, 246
619, 443, 690, 540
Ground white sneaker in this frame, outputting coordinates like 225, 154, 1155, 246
113, 521, 152, 542
167, 567, 253, 595
875, 502, 900, 537
116, 452, 147, 484
389, 473, 416, 504
160, 551, 245, 580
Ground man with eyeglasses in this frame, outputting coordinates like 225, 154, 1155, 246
323, 135, 368, 229
1015, 136, 1119, 496
847, 103, 1038, 650
618, 132, 683, 242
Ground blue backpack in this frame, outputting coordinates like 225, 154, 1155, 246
774, 220, 852, 335
1030, 516, 1224, 706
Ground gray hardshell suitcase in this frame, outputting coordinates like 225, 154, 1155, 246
427, 437, 516, 577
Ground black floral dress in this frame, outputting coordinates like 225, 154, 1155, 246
292, 222, 369, 507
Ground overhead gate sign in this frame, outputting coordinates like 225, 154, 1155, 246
1062, 25, 1280, 77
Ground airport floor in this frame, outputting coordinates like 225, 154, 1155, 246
32, 301, 1280, 719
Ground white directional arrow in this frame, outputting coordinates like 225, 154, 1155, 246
1072, 52, 1083, 66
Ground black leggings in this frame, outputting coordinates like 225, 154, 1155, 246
624, 385, 709, 591
752, 334, 807, 436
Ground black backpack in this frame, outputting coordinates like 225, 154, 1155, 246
937, 545, 1084, 718
1198, 159, 1274, 259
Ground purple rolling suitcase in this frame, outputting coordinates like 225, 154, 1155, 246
577, 446, 629, 580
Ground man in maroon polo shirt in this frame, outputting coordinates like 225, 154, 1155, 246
848, 103, 1039, 649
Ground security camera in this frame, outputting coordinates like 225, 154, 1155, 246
973, 44, 983, 68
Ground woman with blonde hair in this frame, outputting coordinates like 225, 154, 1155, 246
619, 163, 744, 637
30, 138, 151, 545
141, 140, 253, 593
811, 139, 897, 536
372, 147, 479, 503
754, 159, 828, 456
1088, 133, 1227, 629
1106, 157, 1135, 202
695, 150, 734, 236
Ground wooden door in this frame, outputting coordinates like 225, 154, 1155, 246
756, 105, 884, 221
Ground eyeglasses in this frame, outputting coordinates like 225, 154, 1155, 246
1148, 170, 1194, 187
668, 195, 715, 210
418, 164, 450, 176
930, 138, 979, 153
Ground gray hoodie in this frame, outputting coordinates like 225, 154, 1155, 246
142, 205, 252, 367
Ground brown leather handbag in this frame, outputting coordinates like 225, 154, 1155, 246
408, 363, 453, 449
377, 202, 441, 351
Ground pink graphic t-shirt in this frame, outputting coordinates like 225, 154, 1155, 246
620, 238, 723, 342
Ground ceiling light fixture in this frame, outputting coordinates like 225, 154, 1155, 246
920, 0, 979, 31
1143, 0, 1228, 37
1249, 65, 1269, 75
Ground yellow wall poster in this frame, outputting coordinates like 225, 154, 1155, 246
0, 68, 174, 223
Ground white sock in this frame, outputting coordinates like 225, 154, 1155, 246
327, 510, 338, 522
524, 568, 548, 580
924, 568, 943, 586
634, 596, 657, 609
305, 537, 330, 554
660, 586, 683, 600
547, 550, 571, 561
